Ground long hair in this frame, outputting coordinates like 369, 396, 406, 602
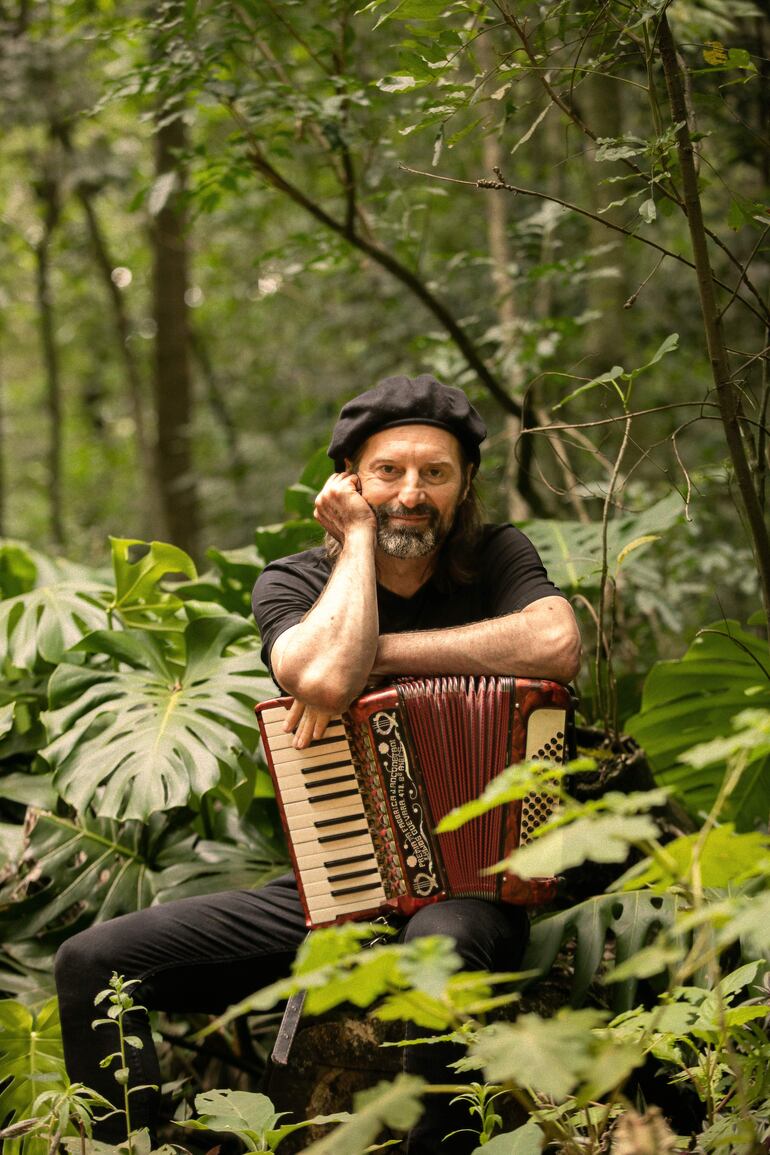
323, 472, 485, 591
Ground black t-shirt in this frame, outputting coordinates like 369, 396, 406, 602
252, 523, 564, 678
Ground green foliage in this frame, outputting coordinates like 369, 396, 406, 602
523, 892, 678, 1012
42, 615, 273, 820
105, 539, 197, 630
459, 1008, 643, 1105
0, 579, 110, 671
182, 1088, 349, 1152
0, 997, 68, 1155
626, 622, 770, 828
302, 1075, 425, 1155
208, 931, 520, 1037
92, 974, 157, 1139
0, 808, 285, 954
521, 491, 684, 595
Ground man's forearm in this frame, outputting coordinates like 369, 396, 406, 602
372, 597, 581, 684
270, 524, 379, 711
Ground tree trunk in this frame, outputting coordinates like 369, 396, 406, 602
34, 173, 64, 547
582, 70, 627, 373
150, 114, 198, 556
476, 34, 533, 522
78, 189, 159, 539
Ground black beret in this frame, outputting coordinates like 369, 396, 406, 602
327, 374, 487, 472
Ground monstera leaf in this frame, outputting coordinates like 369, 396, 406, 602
625, 622, 770, 829
0, 581, 110, 670
523, 892, 678, 1012
105, 537, 197, 630
42, 615, 276, 821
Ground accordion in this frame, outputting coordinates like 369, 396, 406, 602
256, 675, 573, 929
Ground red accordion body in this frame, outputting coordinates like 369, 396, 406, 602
256, 675, 573, 929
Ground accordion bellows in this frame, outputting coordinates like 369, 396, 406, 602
257, 675, 573, 928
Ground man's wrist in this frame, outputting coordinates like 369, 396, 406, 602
372, 633, 397, 675
343, 520, 377, 548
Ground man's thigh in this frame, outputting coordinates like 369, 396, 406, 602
64, 871, 308, 1016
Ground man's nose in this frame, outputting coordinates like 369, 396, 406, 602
397, 471, 426, 506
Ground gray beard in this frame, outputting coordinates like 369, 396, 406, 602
375, 504, 442, 559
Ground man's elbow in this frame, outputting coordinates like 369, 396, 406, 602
272, 659, 358, 715
547, 625, 582, 684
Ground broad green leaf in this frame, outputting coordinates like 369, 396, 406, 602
254, 519, 324, 563
182, 1088, 349, 1150
42, 616, 274, 820
523, 892, 677, 1011
498, 813, 657, 879
107, 538, 197, 629
522, 492, 683, 592
0, 581, 110, 670
464, 1010, 607, 1099
619, 825, 769, 892
626, 622, 770, 829
0, 810, 284, 945
302, 1074, 425, 1154
0, 771, 57, 809
0, 998, 68, 1155
472, 1120, 544, 1154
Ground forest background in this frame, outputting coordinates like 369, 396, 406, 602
0, 0, 770, 1152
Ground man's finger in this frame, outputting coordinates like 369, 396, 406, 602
282, 698, 305, 732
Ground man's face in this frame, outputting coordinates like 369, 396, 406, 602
349, 425, 470, 560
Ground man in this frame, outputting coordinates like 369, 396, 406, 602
55, 374, 580, 1154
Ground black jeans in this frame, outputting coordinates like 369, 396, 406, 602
54, 873, 528, 1153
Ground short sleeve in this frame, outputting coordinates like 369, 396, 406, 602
480, 525, 565, 616
252, 550, 331, 674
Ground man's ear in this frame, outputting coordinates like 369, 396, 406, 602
461, 465, 473, 500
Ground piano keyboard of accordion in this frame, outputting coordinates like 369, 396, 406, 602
256, 675, 573, 928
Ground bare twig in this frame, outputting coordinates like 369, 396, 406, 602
623, 253, 667, 308
399, 161, 768, 328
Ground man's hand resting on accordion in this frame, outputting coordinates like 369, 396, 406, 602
282, 697, 334, 750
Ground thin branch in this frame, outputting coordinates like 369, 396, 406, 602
227, 107, 524, 420
623, 252, 667, 309
717, 224, 770, 322
399, 162, 769, 330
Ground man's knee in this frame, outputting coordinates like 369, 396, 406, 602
401, 899, 529, 971
54, 924, 120, 1004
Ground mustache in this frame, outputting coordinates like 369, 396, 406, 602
375, 502, 438, 521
